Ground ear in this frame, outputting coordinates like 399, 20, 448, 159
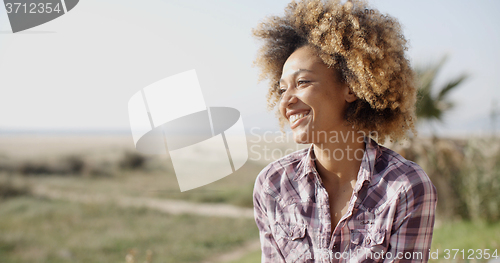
344, 87, 357, 103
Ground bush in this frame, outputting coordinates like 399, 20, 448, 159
119, 152, 147, 170
458, 138, 500, 222
17, 155, 88, 176
397, 137, 500, 222
5, 150, 154, 178
0, 176, 31, 199
18, 161, 53, 175
15, 154, 117, 178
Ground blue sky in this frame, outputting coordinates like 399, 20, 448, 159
0, 0, 499, 136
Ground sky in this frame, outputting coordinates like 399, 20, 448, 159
0, 0, 499, 136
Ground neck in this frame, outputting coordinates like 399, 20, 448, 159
312, 130, 365, 186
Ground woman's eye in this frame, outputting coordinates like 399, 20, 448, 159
278, 88, 287, 96
297, 80, 310, 86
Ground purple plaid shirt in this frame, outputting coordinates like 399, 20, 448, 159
253, 137, 437, 262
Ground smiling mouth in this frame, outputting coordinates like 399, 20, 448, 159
289, 111, 310, 125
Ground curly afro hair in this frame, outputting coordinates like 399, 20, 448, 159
253, 0, 417, 142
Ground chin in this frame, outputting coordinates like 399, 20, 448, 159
293, 130, 312, 144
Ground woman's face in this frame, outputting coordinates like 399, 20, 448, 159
279, 46, 356, 143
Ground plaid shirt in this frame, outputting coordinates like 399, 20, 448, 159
253, 137, 437, 262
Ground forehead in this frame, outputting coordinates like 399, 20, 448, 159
280, 46, 333, 83
282, 46, 323, 72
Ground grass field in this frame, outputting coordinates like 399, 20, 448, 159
1, 134, 499, 262
0, 135, 264, 263
0, 196, 258, 263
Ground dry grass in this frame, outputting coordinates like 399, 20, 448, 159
390, 136, 500, 222
0, 197, 258, 263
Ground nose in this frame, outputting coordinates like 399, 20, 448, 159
280, 87, 298, 108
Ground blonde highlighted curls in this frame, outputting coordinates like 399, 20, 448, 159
253, 0, 417, 142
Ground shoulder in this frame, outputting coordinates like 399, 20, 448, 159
253, 147, 309, 198
375, 144, 437, 199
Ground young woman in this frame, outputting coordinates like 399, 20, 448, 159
252, 1, 437, 262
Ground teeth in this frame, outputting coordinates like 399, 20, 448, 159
289, 112, 308, 124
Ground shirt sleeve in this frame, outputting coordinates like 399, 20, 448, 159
253, 172, 286, 263
385, 167, 438, 263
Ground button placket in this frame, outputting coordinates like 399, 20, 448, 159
316, 182, 331, 249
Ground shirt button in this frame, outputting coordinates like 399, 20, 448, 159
366, 237, 371, 244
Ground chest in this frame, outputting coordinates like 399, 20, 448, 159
324, 183, 354, 228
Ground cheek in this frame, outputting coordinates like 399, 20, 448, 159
310, 95, 344, 120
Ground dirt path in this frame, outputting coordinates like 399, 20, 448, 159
32, 185, 254, 218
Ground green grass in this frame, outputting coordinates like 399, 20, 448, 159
430, 220, 500, 262
0, 197, 259, 263
229, 249, 261, 263
0, 149, 264, 263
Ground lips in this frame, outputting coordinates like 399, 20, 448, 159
287, 110, 311, 128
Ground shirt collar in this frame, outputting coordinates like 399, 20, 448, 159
293, 136, 381, 185
355, 136, 380, 190
293, 144, 315, 181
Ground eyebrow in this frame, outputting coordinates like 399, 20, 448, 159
279, 68, 313, 85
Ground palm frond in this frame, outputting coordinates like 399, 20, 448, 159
414, 55, 467, 124
437, 73, 468, 101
